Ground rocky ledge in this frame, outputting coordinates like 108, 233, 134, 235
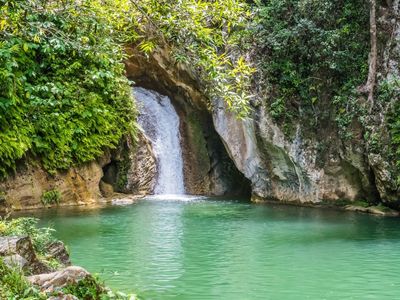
0, 222, 136, 300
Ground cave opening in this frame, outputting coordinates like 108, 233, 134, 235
131, 80, 252, 198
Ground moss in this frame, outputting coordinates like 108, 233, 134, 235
186, 113, 210, 168
352, 200, 370, 208
116, 140, 133, 192
0, 190, 6, 207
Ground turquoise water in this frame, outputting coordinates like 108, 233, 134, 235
34, 197, 400, 299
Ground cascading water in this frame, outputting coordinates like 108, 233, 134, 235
134, 87, 185, 195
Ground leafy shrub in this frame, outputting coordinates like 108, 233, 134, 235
63, 276, 104, 300
253, 0, 369, 131
62, 275, 138, 300
41, 189, 62, 206
0, 259, 46, 300
128, 0, 255, 117
0, 217, 55, 255
0, 0, 136, 178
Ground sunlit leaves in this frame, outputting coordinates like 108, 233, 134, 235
139, 40, 156, 54
0, 0, 136, 177
129, 0, 254, 117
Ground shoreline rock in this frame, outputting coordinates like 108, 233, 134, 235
252, 195, 400, 217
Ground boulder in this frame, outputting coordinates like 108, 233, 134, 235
124, 131, 157, 194
46, 241, 71, 266
28, 266, 92, 293
2, 254, 28, 270
99, 180, 115, 198
0, 236, 50, 274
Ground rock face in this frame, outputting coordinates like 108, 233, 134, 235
367, 1, 400, 206
101, 133, 157, 195
0, 236, 50, 274
124, 43, 398, 206
47, 241, 72, 267
125, 46, 250, 196
124, 131, 157, 194
213, 99, 379, 204
28, 266, 92, 293
0, 156, 110, 211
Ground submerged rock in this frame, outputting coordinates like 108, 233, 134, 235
345, 205, 399, 217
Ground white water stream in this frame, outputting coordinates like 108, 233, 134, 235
134, 87, 185, 195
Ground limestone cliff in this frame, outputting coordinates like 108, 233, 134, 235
0, 157, 109, 212
125, 46, 250, 196
123, 37, 399, 207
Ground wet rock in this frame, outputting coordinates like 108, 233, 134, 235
345, 205, 399, 217
124, 131, 157, 194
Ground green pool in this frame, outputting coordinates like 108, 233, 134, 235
34, 196, 400, 299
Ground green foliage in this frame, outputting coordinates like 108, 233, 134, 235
0, 217, 55, 255
253, 0, 369, 132
41, 189, 61, 206
384, 77, 400, 183
0, 0, 253, 179
129, 0, 254, 117
0, 259, 46, 300
63, 276, 104, 300
62, 274, 139, 300
0, 0, 136, 178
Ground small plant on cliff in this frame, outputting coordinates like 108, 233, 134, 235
0, 259, 46, 300
41, 189, 62, 206
0, 217, 55, 255
63, 276, 104, 300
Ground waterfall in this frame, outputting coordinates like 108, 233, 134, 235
134, 87, 185, 195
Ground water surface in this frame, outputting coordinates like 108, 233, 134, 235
34, 197, 400, 299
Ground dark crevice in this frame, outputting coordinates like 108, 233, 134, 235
132, 80, 252, 197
